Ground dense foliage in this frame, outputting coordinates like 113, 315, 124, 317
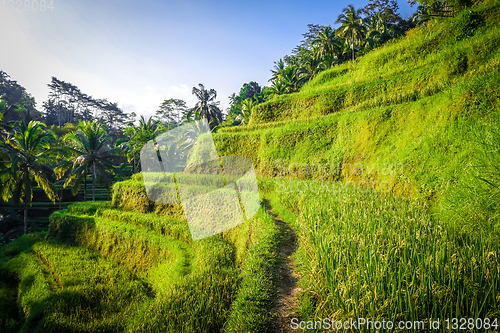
0, 0, 499, 331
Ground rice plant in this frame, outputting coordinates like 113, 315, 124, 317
269, 178, 500, 332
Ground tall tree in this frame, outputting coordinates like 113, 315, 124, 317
0, 71, 40, 123
280, 66, 306, 93
336, 5, 367, 61
270, 59, 286, 82
0, 97, 7, 137
407, 0, 472, 11
365, 0, 401, 24
0, 121, 58, 234
268, 78, 288, 97
64, 121, 121, 201
191, 84, 223, 128
236, 99, 255, 125
313, 26, 342, 60
122, 116, 163, 173
365, 12, 394, 48
227, 82, 266, 119
291, 24, 325, 55
0, 97, 5, 122
45, 77, 128, 133
155, 98, 188, 128
300, 56, 324, 82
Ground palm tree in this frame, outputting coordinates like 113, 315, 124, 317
122, 116, 163, 172
312, 26, 342, 60
64, 120, 121, 201
51, 128, 77, 210
191, 83, 223, 128
300, 56, 324, 82
236, 99, 255, 125
280, 66, 306, 93
270, 59, 286, 82
0, 121, 58, 234
365, 13, 393, 48
336, 4, 366, 61
319, 54, 339, 70
268, 78, 287, 97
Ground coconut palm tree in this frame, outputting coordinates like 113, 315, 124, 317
365, 13, 393, 48
336, 4, 366, 61
191, 83, 223, 128
122, 116, 163, 172
236, 99, 255, 125
312, 26, 342, 60
0, 121, 58, 234
281, 66, 306, 93
269, 59, 286, 82
268, 78, 288, 97
64, 120, 121, 201
300, 56, 324, 82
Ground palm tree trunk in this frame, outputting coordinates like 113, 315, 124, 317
24, 173, 29, 234
24, 201, 28, 234
59, 179, 63, 211
84, 169, 87, 201
352, 31, 355, 61
92, 163, 96, 201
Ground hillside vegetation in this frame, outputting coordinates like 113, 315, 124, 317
0, 180, 283, 332
215, 0, 500, 224
1, 1, 500, 332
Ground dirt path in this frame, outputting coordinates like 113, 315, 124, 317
266, 201, 301, 333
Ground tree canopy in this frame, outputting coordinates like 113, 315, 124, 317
191, 83, 223, 128
44, 77, 129, 136
0, 121, 58, 233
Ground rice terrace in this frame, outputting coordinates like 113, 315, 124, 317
1, 0, 500, 331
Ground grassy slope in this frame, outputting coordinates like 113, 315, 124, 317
0, 184, 283, 332
1, 2, 499, 332
261, 177, 500, 331
214, 2, 500, 328
215, 1, 500, 218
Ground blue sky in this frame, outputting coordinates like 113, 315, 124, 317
1, 0, 416, 119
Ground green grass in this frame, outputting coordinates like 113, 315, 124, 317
264, 177, 500, 332
111, 179, 184, 218
66, 201, 111, 215
0, 269, 21, 332
0, 234, 148, 333
125, 235, 241, 332
66, 202, 192, 241
0, 179, 282, 332
32, 242, 149, 333
2, 3, 500, 331
224, 208, 281, 332
48, 209, 195, 287
214, 2, 500, 214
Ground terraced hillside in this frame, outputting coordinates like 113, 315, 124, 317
0, 180, 111, 243
1, 1, 499, 332
215, 0, 500, 215
212, 1, 500, 329
0, 173, 289, 332
4, 175, 499, 332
